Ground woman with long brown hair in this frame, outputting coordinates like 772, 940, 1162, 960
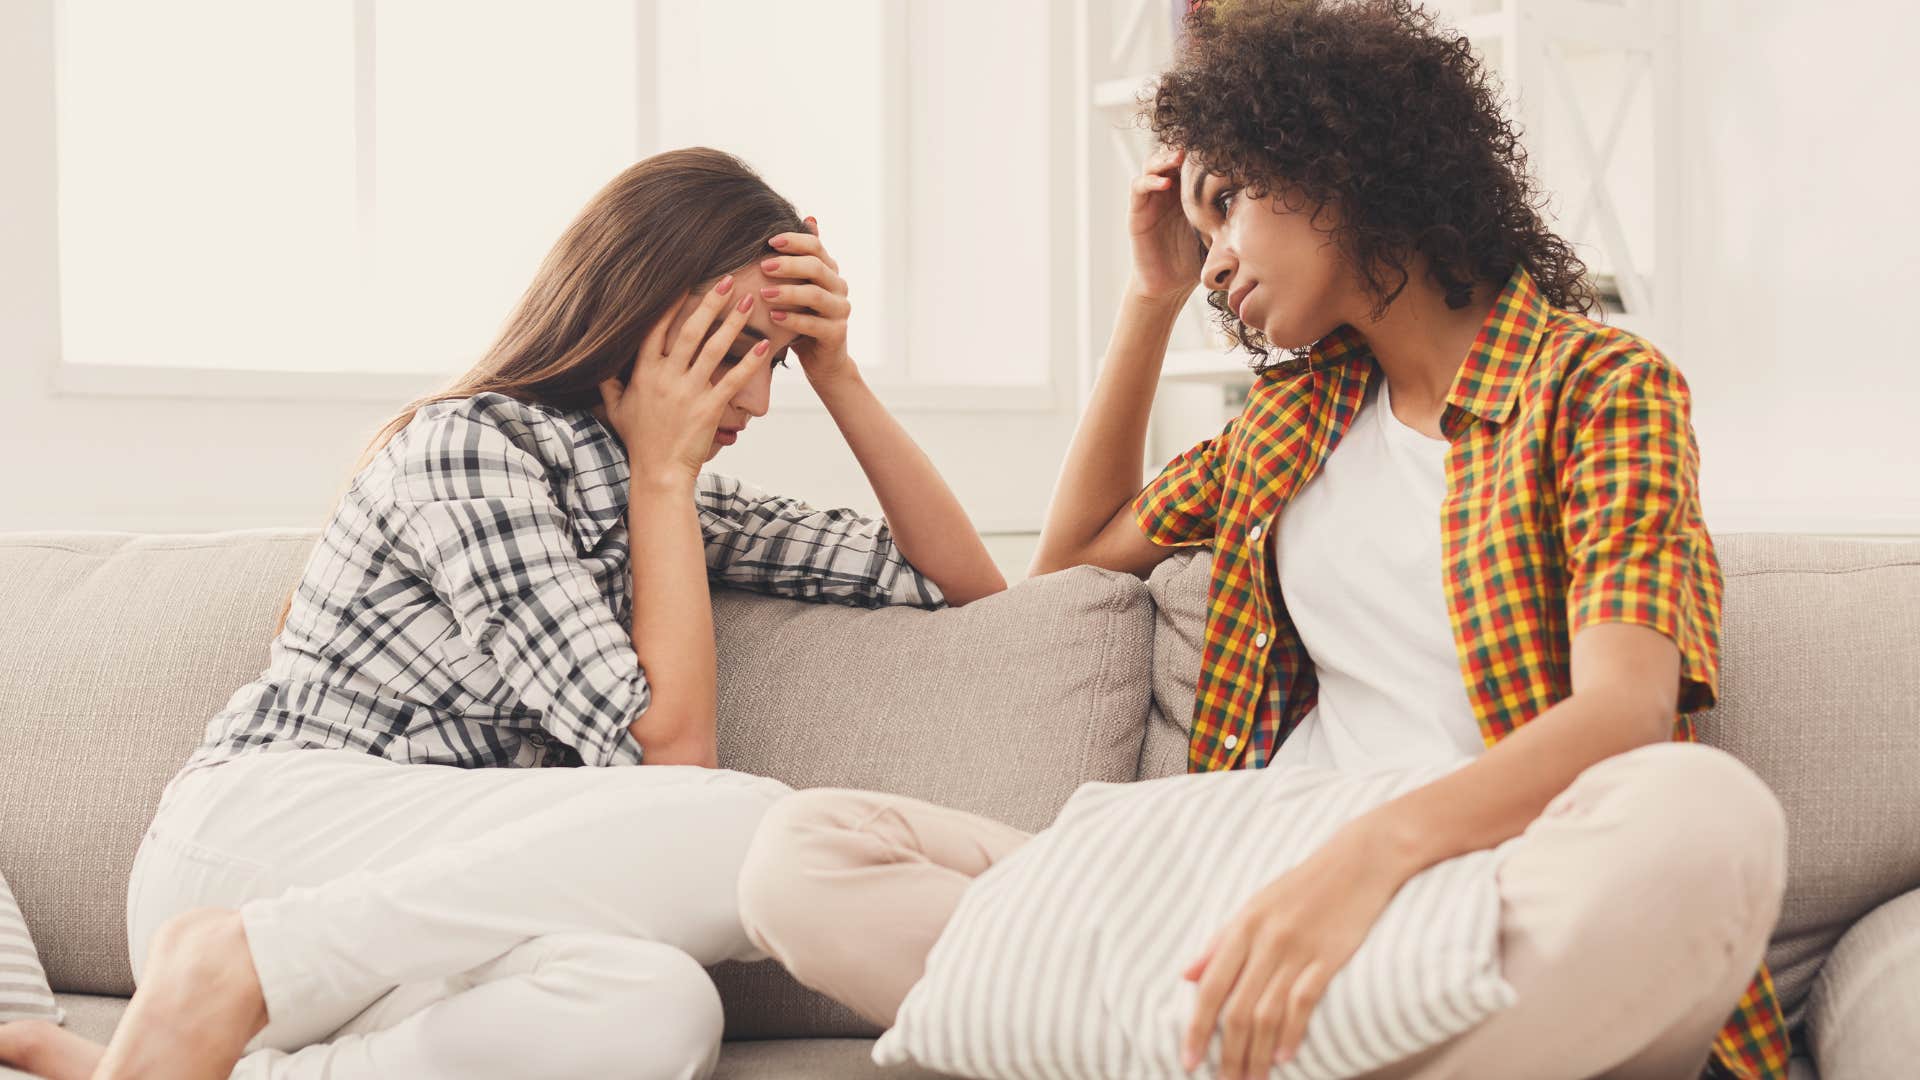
0, 147, 1005, 1080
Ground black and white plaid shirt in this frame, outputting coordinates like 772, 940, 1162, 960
182, 392, 944, 775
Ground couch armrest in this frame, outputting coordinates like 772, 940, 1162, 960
1804, 886, 1920, 1078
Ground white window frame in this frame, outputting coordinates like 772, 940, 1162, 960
42, 0, 1080, 415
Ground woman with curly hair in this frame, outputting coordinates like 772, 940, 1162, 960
736, 2, 1790, 1078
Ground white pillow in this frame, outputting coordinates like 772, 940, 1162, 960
873, 764, 1514, 1080
1, 870, 64, 1025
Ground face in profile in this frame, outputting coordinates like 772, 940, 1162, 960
647, 265, 802, 462
1179, 157, 1357, 351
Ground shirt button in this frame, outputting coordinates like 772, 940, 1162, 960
1254, 631, 1269, 648
1249, 523, 1263, 541
1224, 734, 1239, 750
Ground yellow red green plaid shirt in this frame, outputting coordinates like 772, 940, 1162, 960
1132, 269, 1788, 1079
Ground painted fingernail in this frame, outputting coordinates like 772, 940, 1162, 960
754, 340, 771, 355
761, 258, 780, 271
770, 236, 789, 248
760, 287, 780, 299
770, 310, 788, 322
736, 295, 753, 312
717, 275, 734, 294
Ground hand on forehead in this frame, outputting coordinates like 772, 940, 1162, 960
660, 264, 799, 355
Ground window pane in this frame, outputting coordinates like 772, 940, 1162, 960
908, 0, 1052, 386
56, 1, 357, 371
654, 0, 892, 373
371, 0, 639, 375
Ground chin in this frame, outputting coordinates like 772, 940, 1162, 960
1260, 314, 1341, 352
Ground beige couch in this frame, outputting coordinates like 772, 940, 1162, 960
1, 529, 1915, 1079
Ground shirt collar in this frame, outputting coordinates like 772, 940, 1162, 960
1442, 266, 1549, 427
1305, 266, 1549, 430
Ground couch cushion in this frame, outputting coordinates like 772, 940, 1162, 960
709, 564, 1154, 1036
0, 531, 318, 996
1139, 550, 1209, 779
16, 998, 959, 1080
0, 532, 1155, 1038
714, 1038, 957, 1080
1692, 534, 1920, 1025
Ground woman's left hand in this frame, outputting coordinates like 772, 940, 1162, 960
1181, 823, 1412, 1079
759, 218, 855, 384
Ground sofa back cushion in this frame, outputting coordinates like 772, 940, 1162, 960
1690, 534, 1920, 1024
1142, 536, 1920, 1027
0, 530, 317, 996
708, 564, 1154, 1037
1140, 551, 1210, 780
0, 530, 1156, 1043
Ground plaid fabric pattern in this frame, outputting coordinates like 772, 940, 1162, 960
183, 392, 942, 777
1133, 270, 1787, 1079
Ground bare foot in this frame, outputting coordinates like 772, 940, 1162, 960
0, 1019, 106, 1080
92, 907, 269, 1080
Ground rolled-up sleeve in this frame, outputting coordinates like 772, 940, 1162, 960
696, 473, 944, 609
395, 415, 648, 766
1131, 418, 1236, 549
1558, 351, 1723, 713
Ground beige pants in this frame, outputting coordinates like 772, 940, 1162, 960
737, 743, 1787, 1080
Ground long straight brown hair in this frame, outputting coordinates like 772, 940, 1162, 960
274, 147, 806, 635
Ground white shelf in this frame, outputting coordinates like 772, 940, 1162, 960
1162, 348, 1256, 385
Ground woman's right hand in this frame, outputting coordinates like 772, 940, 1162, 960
599, 276, 772, 488
1128, 146, 1203, 304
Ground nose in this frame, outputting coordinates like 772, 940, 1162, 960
732, 361, 773, 418
1200, 240, 1237, 294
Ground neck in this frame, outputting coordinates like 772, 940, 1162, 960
1347, 269, 1497, 425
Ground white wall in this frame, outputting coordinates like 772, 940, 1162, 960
4, 2, 1916, 541
1676, 0, 1920, 533
0, 0, 1078, 543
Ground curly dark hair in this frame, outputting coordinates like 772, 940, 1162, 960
1150, 0, 1596, 367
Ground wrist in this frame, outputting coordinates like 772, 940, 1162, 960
1340, 805, 1431, 884
805, 358, 866, 398
628, 467, 697, 498
1124, 277, 1197, 313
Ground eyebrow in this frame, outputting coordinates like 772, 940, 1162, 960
1187, 170, 1215, 255
1189, 166, 1210, 213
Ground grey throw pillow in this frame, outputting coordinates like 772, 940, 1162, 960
0, 871, 62, 1025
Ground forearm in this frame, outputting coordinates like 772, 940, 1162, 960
808, 366, 1007, 606
625, 475, 719, 767
1355, 688, 1671, 879
1029, 287, 1188, 575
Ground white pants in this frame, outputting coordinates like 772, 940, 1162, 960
125, 748, 793, 1080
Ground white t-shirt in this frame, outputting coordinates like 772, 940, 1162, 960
1268, 378, 1487, 772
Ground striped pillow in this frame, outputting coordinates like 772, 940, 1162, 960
873, 765, 1514, 1079
1, 871, 63, 1025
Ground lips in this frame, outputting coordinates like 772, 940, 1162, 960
1227, 282, 1257, 321
714, 427, 743, 445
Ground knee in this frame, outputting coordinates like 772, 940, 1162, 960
735, 789, 865, 955
535, 937, 723, 1080
1610, 743, 1788, 929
